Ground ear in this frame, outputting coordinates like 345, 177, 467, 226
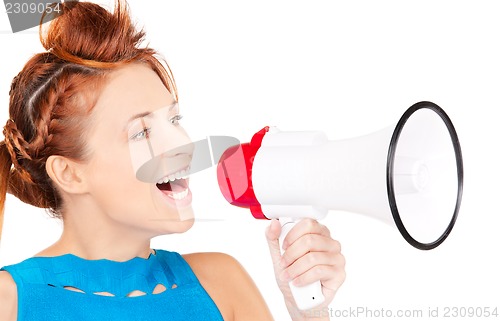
46, 155, 88, 194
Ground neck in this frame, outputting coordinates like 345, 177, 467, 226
44, 204, 154, 262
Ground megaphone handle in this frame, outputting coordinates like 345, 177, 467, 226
279, 218, 325, 311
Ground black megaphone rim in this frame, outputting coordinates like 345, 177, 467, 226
386, 101, 464, 250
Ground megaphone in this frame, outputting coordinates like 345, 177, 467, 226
216, 101, 463, 310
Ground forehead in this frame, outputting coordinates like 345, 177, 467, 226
94, 63, 175, 119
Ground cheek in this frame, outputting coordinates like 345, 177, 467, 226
99, 143, 136, 179
88, 145, 145, 198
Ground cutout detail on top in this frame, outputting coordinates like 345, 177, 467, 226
58, 283, 175, 297
94, 291, 115, 297
126, 290, 147, 297
63, 286, 85, 293
153, 283, 167, 294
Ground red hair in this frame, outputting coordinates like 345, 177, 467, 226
0, 0, 178, 239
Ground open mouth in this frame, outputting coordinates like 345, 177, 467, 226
156, 168, 190, 200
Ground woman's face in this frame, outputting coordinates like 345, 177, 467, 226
81, 63, 194, 236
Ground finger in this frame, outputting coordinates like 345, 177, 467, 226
280, 250, 345, 283
292, 264, 346, 293
280, 235, 341, 269
281, 218, 330, 250
265, 219, 283, 268
265, 218, 281, 242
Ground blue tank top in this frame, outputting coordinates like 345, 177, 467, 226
0, 249, 224, 321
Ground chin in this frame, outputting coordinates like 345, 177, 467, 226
177, 217, 195, 232
155, 218, 194, 236
151, 209, 195, 235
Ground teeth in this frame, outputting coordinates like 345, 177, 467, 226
156, 167, 190, 185
168, 188, 189, 200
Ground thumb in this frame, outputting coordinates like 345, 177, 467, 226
265, 219, 283, 267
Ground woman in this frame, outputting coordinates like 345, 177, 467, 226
0, 1, 345, 320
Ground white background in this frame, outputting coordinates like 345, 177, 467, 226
1, 1, 499, 320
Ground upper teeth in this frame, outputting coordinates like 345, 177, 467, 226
157, 168, 190, 184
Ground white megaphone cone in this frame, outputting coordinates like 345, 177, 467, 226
217, 101, 463, 310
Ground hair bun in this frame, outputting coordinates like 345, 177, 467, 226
40, 0, 146, 65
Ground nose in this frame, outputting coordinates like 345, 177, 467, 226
161, 142, 195, 159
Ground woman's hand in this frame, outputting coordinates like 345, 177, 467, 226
266, 218, 346, 320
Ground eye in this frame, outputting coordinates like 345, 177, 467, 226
129, 127, 151, 141
169, 114, 183, 125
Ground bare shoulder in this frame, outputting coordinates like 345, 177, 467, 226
183, 253, 274, 321
0, 271, 17, 321
183, 252, 244, 278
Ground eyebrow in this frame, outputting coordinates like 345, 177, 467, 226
128, 111, 153, 123
124, 103, 178, 130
